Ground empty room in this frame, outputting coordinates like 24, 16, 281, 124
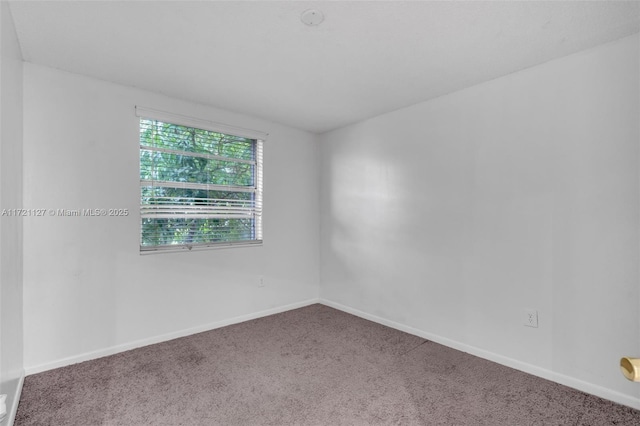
1, 0, 640, 424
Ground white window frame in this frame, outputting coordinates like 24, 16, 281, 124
136, 106, 267, 254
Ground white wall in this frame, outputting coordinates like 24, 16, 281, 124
320, 34, 640, 408
22, 63, 320, 372
0, 0, 24, 422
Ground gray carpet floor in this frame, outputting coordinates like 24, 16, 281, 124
15, 304, 640, 425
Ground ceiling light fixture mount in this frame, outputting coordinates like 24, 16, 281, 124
301, 9, 324, 26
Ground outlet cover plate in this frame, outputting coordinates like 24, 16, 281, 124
524, 309, 538, 328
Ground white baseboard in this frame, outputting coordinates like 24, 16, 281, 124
25, 298, 320, 376
23, 296, 640, 411
4, 371, 24, 426
320, 298, 640, 411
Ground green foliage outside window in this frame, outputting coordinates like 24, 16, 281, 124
140, 119, 260, 250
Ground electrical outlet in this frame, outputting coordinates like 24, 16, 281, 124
524, 309, 538, 328
258, 276, 265, 288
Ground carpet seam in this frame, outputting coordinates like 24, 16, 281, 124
397, 339, 430, 357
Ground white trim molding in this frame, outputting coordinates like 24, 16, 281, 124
320, 298, 640, 411
25, 299, 320, 376
6, 371, 25, 426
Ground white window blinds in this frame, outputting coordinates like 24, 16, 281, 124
136, 107, 266, 253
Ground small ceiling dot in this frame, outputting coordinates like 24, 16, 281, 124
301, 9, 324, 26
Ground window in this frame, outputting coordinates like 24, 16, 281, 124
136, 107, 265, 253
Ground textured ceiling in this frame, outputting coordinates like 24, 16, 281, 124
8, 1, 640, 134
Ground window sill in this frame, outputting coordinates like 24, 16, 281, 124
139, 240, 263, 255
